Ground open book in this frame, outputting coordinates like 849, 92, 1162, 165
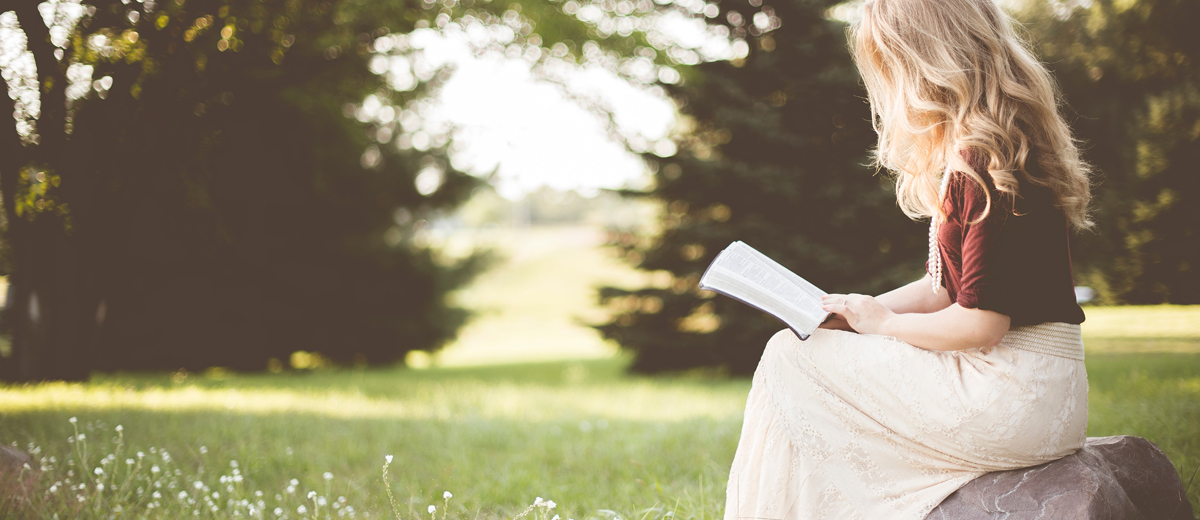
698, 241, 830, 340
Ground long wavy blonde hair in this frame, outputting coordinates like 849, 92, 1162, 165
850, 0, 1093, 229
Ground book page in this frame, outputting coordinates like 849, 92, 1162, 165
698, 242, 829, 338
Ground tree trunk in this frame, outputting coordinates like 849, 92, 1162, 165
0, 1, 93, 382
0, 45, 28, 382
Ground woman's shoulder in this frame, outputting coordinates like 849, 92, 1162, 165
946, 150, 1056, 220
944, 165, 1000, 223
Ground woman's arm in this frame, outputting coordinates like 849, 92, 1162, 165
875, 274, 954, 314
819, 274, 952, 331
821, 294, 1010, 351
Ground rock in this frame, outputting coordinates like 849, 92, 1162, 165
928, 436, 1195, 520
0, 445, 38, 503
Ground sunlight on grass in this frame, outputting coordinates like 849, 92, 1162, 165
2, 304, 1199, 518
435, 226, 645, 367
1083, 305, 1200, 353
0, 371, 746, 423
1, 359, 741, 519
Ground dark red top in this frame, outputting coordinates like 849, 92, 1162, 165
930, 158, 1085, 326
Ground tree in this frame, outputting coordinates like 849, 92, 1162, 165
0, 0, 667, 379
1021, 0, 1200, 304
596, 0, 928, 374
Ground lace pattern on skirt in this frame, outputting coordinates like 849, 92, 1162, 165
724, 323, 1089, 520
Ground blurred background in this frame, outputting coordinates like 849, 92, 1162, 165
0, 0, 1197, 516
0, 0, 1193, 380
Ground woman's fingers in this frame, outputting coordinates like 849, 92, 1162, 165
822, 293, 864, 306
821, 300, 856, 319
821, 294, 848, 307
822, 294, 871, 330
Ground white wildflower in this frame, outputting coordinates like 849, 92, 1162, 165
298, 504, 308, 514
69, 417, 77, 424
546, 500, 556, 510
96, 483, 105, 492
385, 455, 393, 464
153, 491, 162, 499
275, 507, 284, 516
199, 446, 208, 454
179, 491, 188, 500
318, 497, 328, 506
324, 472, 334, 481
94, 467, 104, 476
308, 491, 317, 500
194, 481, 204, 490
115, 425, 123, 432
290, 479, 300, 486
151, 465, 160, 474
428, 505, 436, 514
444, 491, 452, 499
126, 458, 134, 465
534, 497, 543, 506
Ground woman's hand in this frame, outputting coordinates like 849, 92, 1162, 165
821, 293, 896, 336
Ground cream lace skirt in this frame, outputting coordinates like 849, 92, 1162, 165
723, 323, 1088, 520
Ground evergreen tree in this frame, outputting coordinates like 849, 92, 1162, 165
0, 0, 663, 379
596, 0, 927, 374
1022, 0, 1200, 304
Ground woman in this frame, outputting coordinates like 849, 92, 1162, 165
722, 0, 1093, 518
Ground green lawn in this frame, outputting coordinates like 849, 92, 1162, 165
0, 227, 1197, 519
3, 307, 1199, 518
1, 358, 744, 519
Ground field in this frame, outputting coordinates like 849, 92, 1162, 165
1, 227, 1198, 518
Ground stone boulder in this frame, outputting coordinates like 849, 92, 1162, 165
928, 436, 1195, 520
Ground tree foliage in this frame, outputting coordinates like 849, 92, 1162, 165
1023, 0, 1200, 304
596, 0, 928, 374
597, 0, 1200, 373
0, 0, 675, 379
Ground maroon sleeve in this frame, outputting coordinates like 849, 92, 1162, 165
954, 176, 1008, 312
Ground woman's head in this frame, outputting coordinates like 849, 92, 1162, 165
850, 0, 1092, 229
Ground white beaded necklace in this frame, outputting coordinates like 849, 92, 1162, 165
928, 167, 952, 294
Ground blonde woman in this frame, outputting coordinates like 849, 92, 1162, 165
722, 0, 1093, 517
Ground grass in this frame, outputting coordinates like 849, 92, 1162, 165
1, 359, 744, 519
0, 228, 1198, 518
2, 308, 1198, 518
1081, 305, 1200, 516
433, 226, 645, 367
